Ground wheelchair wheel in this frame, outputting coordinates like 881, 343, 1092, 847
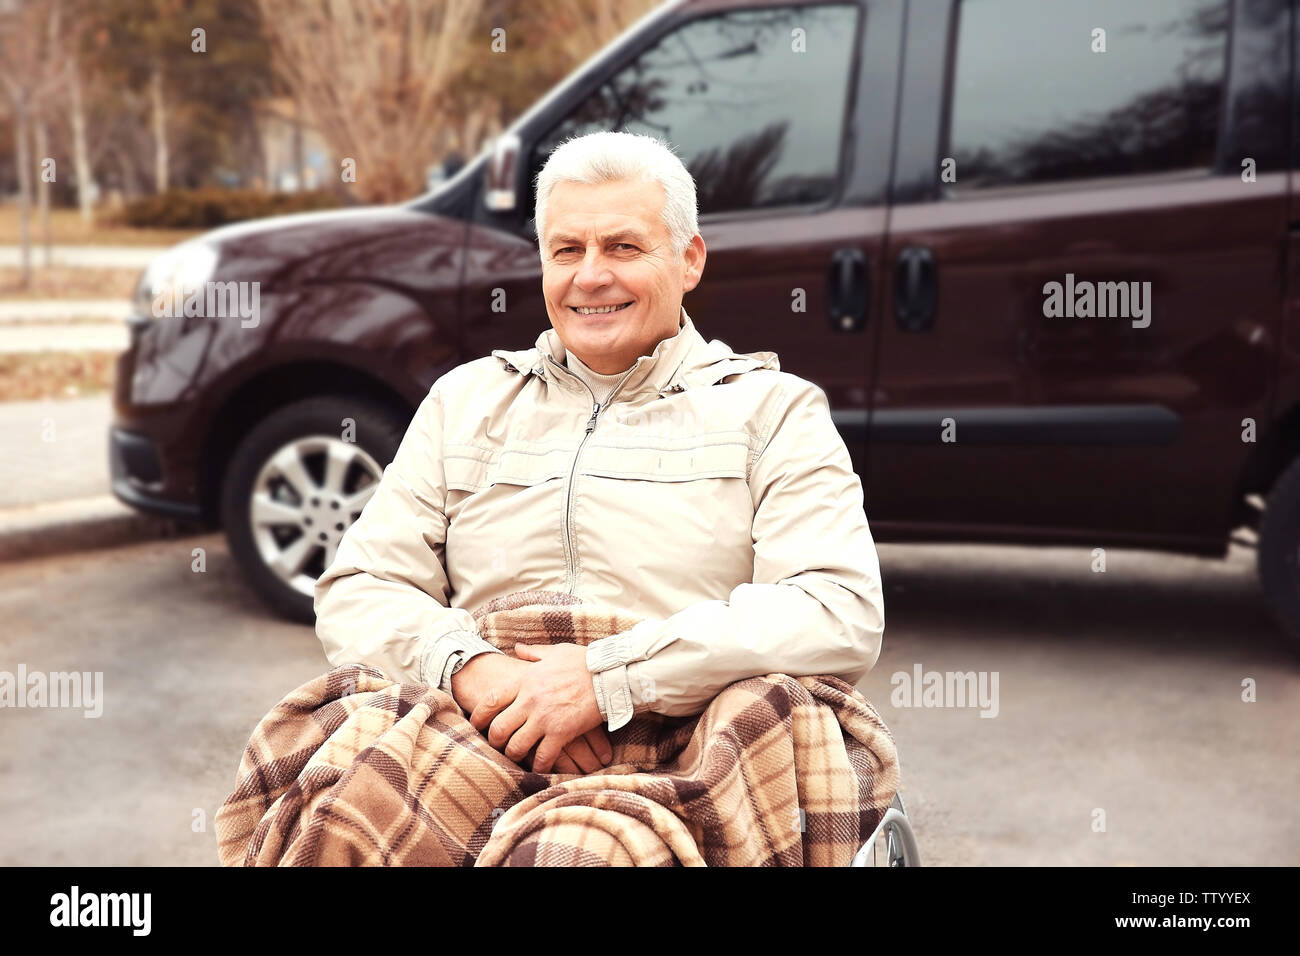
850, 791, 922, 867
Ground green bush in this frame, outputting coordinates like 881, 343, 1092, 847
119, 188, 345, 229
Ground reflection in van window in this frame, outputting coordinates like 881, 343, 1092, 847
946, 0, 1229, 190
530, 4, 859, 216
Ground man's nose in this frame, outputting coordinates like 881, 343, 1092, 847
573, 248, 613, 288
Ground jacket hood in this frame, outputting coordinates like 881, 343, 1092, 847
491, 306, 780, 400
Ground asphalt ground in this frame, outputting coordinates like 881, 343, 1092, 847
0, 532, 1294, 866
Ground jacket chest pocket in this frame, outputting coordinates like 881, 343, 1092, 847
443, 440, 576, 495
580, 430, 753, 482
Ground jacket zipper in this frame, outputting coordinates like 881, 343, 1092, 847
547, 354, 639, 593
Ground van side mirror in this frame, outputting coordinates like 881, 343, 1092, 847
484, 133, 521, 212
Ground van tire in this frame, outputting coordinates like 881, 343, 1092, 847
220, 395, 409, 624
1256, 455, 1300, 654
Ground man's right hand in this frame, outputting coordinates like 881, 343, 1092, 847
452, 652, 612, 775
450, 651, 530, 716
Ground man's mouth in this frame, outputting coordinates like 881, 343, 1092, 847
570, 301, 633, 315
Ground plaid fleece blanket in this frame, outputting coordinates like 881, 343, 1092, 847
215, 589, 899, 866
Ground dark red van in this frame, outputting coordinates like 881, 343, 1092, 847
111, 0, 1300, 650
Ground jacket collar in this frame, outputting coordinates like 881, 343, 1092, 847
491, 305, 780, 401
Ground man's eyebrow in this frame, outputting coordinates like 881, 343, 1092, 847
547, 230, 649, 248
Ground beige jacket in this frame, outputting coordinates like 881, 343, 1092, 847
313, 306, 885, 730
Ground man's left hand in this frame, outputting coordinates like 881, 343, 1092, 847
484, 642, 606, 773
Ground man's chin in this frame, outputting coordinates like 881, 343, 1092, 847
566, 321, 626, 351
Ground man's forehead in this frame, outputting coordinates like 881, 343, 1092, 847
544, 179, 667, 243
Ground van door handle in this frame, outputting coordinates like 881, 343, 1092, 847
895, 246, 937, 332
827, 247, 868, 332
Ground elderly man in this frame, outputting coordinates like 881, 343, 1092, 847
313, 130, 885, 778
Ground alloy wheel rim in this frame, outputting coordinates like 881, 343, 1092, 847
248, 435, 383, 598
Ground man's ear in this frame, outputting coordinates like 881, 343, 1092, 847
681, 234, 706, 293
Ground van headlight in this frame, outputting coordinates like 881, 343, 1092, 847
131, 241, 219, 319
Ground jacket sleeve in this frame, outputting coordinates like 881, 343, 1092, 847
313, 383, 505, 693
585, 377, 885, 730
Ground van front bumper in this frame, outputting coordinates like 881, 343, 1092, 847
109, 425, 203, 520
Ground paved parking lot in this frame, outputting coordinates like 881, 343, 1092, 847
0, 533, 1296, 865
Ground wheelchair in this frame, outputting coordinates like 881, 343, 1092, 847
849, 791, 922, 867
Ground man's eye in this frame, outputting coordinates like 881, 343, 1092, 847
553, 244, 635, 255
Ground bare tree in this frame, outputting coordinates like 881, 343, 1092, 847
540, 0, 656, 68
67, 50, 94, 221
0, 0, 69, 287
149, 57, 168, 192
34, 119, 52, 264
440, 0, 661, 163
256, 0, 480, 203
87, 0, 276, 196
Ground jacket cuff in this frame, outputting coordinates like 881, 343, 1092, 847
589, 665, 634, 731
420, 628, 503, 695
587, 636, 658, 731
587, 631, 638, 672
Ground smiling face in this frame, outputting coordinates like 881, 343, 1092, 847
540, 177, 706, 374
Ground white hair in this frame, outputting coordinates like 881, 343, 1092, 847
533, 130, 699, 261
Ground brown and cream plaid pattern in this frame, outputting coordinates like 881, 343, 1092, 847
215, 590, 900, 866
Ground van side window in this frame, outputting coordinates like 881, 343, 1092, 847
529, 4, 860, 217
944, 0, 1229, 192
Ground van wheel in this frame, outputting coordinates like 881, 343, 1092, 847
220, 395, 408, 623
1256, 455, 1300, 653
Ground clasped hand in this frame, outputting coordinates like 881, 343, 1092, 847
456, 643, 611, 775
